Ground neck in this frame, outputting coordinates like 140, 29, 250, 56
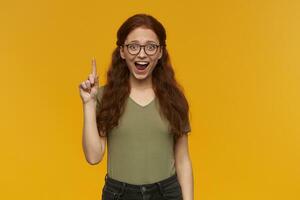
129, 74, 153, 91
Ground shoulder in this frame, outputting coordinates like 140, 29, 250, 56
97, 84, 106, 93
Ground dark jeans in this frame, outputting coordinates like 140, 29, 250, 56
101, 173, 183, 200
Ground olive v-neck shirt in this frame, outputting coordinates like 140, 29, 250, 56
96, 85, 191, 184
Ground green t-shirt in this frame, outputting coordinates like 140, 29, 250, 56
96, 85, 191, 184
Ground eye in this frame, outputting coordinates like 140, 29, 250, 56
128, 44, 139, 51
146, 44, 156, 51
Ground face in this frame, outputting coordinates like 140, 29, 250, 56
120, 27, 163, 81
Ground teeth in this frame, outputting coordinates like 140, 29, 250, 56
136, 61, 149, 65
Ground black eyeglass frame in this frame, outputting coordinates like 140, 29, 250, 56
121, 43, 164, 56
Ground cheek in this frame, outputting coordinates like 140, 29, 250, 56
125, 58, 136, 70
125, 59, 133, 67
150, 58, 160, 67
123, 55, 135, 64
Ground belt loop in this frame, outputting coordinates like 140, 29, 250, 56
120, 182, 126, 195
115, 182, 126, 200
156, 182, 165, 199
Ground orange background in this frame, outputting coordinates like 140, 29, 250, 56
1, 0, 300, 199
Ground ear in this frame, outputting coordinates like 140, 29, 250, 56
120, 46, 125, 59
158, 47, 163, 60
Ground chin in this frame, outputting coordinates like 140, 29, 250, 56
132, 72, 150, 80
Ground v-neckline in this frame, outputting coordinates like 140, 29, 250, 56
129, 95, 156, 108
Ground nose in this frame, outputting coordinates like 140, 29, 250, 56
137, 47, 147, 58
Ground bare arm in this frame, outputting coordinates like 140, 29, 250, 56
82, 100, 106, 165
79, 57, 106, 165
175, 134, 194, 200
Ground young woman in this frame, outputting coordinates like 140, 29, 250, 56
79, 13, 193, 200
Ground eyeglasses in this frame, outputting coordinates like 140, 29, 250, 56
123, 43, 161, 56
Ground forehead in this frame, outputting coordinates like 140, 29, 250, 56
125, 27, 159, 43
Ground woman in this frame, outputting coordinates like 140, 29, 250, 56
79, 13, 193, 200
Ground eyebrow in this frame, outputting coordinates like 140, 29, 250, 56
128, 40, 158, 43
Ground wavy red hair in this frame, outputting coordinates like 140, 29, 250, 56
96, 13, 191, 142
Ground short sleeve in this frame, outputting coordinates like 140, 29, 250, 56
95, 85, 105, 114
95, 85, 106, 137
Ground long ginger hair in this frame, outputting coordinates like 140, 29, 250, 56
96, 13, 191, 142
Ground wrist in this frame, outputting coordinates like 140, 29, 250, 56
83, 100, 97, 109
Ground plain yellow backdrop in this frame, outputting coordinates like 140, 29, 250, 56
1, 0, 300, 199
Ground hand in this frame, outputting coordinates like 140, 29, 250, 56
79, 57, 99, 105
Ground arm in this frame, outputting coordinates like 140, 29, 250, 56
174, 134, 194, 200
82, 100, 106, 165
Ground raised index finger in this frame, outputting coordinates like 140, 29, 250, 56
91, 56, 97, 76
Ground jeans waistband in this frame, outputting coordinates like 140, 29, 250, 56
104, 173, 178, 192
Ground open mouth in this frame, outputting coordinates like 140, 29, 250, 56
134, 61, 150, 71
